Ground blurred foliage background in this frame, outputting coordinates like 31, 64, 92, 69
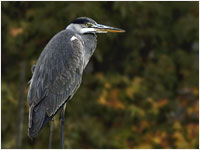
1, 1, 199, 149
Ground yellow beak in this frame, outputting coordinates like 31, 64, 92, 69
93, 24, 125, 33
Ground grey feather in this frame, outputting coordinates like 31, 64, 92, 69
27, 29, 97, 138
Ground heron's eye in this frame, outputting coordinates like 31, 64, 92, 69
85, 23, 92, 28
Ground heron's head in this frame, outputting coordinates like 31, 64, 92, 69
66, 17, 125, 34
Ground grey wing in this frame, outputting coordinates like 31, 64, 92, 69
27, 30, 84, 138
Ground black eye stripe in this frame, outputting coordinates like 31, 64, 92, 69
71, 17, 96, 25
72, 19, 90, 24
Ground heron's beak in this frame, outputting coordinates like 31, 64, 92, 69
93, 24, 125, 33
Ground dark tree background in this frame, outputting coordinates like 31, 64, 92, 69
1, 1, 199, 149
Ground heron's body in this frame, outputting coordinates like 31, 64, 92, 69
27, 17, 125, 148
28, 29, 96, 137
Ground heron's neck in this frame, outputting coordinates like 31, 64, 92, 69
81, 34, 97, 69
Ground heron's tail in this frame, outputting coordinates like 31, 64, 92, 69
28, 103, 46, 139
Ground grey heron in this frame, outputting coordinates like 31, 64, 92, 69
27, 17, 125, 148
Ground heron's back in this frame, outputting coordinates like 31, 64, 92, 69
27, 29, 87, 138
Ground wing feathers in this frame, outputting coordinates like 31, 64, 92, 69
28, 30, 85, 137
28, 103, 46, 138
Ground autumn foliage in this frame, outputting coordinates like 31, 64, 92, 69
2, 1, 199, 148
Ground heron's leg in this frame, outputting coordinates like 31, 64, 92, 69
49, 118, 54, 149
59, 103, 67, 149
